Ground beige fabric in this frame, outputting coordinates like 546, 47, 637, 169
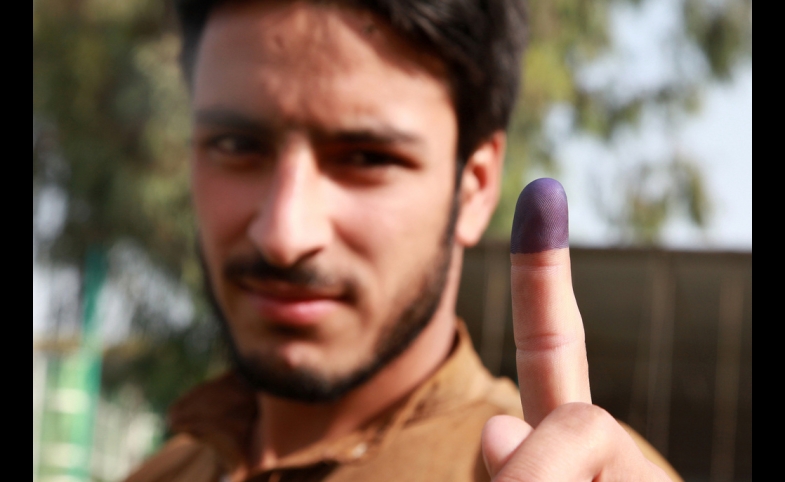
125, 323, 681, 482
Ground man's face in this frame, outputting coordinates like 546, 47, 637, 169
191, 1, 460, 400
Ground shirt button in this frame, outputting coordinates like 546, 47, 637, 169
351, 442, 368, 459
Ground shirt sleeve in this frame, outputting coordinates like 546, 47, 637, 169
123, 434, 226, 482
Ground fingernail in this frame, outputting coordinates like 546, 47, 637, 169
510, 178, 569, 254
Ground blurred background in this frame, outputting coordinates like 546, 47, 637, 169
32, 0, 752, 481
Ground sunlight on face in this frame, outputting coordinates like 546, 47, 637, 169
191, 1, 459, 399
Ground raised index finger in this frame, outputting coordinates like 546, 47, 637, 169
510, 178, 591, 427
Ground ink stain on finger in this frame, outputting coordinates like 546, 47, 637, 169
510, 178, 569, 254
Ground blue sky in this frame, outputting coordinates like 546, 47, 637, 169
535, 0, 752, 250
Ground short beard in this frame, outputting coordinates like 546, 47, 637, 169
203, 194, 459, 404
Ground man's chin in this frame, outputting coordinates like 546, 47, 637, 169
232, 352, 382, 403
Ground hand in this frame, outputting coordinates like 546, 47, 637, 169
480, 179, 674, 481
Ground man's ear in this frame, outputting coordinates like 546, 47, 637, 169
455, 131, 505, 247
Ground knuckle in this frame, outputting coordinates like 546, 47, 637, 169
515, 333, 582, 354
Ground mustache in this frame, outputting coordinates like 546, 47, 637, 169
223, 252, 358, 299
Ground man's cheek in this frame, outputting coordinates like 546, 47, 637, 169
194, 176, 256, 242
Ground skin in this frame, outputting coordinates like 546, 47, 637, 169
191, 1, 502, 470
190, 1, 674, 480
481, 180, 673, 481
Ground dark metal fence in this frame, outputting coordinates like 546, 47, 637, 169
458, 243, 752, 482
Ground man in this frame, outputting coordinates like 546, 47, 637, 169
126, 0, 681, 480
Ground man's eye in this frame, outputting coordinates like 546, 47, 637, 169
344, 150, 397, 167
211, 135, 261, 154
201, 134, 275, 170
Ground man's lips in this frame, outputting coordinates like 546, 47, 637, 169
235, 278, 345, 326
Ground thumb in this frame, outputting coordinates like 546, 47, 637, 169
481, 415, 533, 479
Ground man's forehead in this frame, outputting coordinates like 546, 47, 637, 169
192, 1, 457, 150
197, 1, 448, 87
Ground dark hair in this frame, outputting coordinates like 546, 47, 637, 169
176, 0, 528, 163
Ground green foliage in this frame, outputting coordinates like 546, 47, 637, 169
685, 0, 752, 80
487, 0, 752, 240
595, 157, 711, 245
34, 0, 205, 411
33, 0, 195, 283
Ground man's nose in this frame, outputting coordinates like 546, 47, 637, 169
247, 142, 332, 267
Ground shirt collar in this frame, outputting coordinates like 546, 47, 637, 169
168, 320, 495, 479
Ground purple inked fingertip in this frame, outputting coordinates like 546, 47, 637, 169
510, 178, 569, 254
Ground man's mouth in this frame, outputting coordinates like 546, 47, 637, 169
235, 278, 346, 326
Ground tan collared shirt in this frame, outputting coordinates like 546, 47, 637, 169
125, 323, 681, 482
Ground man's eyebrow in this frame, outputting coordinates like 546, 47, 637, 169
194, 109, 271, 131
315, 127, 424, 147
195, 109, 424, 146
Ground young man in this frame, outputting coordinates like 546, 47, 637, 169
127, 0, 681, 480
